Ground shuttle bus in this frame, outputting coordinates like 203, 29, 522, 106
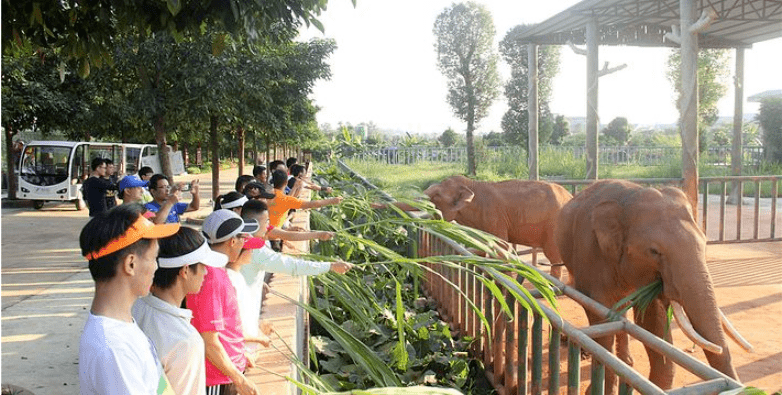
17, 141, 185, 210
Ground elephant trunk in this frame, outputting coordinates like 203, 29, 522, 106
663, 249, 739, 380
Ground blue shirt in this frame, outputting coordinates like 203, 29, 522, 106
144, 201, 189, 223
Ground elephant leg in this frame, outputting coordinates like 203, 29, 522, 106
616, 331, 634, 367
634, 299, 675, 389
541, 240, 565, 281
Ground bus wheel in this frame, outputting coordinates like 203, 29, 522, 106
33, 201, 45, 210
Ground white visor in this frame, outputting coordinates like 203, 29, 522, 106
157, 240, 228, 268
221, 196, 248, 209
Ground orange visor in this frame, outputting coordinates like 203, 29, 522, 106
84, 216, 180, 260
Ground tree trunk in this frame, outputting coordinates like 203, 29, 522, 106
210, 116, 220, 200
265, 134, 271, 168
4, 126, 18, 199
154, 115, 173, 180
237, 126, 245, 178
182, 142, 189, 166
196, 142, 203, 166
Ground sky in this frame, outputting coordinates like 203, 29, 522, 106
298, 0, 782, 136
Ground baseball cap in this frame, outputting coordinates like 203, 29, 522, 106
119, 175, 148, 192
84, 216, 180, 260
202, 209, 260, 244
157, 240, 228, 268
244, 182, 276, 200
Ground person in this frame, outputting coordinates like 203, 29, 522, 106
138, 166, 155, 181
234, 175, 255, 194
78, 204, 180, 394
285, 157, 297, 171
118, 175, 148, 205
132, 227, 228, 395
104, 159, 119, 210
266, 170, 342, 251
231, 200, 350, 361
145, 174, 201, 224
82, 158, 118, 217
214, 191, 247, 213
242, 182, 275, 201
287, 163, 332, 197
186, 209, 260, 395
138, 166, 155, 203
252, 165, 269, 187
242, 199, 334, 245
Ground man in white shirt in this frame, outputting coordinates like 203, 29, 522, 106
132, 226, 228, 395
78, 204, 180, 394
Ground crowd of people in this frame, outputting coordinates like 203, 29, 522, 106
78, 158, 352, 395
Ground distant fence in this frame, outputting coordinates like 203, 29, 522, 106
553, 176, 780, 244
347, 145, 765, 167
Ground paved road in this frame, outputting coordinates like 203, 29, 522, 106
0, 166, 245, 393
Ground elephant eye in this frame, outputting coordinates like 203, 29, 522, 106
649, 248, 661, 256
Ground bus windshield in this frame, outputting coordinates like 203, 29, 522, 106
20, 145, 71, 186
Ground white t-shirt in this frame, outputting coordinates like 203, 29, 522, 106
79, 312, 175, 395
132, 295, 207, 395
226, 267, 264, 356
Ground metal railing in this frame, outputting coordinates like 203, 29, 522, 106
416, 231, 744, 395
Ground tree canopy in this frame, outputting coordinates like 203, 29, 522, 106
433, 1, 500, 175
2, 0, 343, 77
499, 25, 561, 150
601, 117, 631, 145
666, 48, 731, 151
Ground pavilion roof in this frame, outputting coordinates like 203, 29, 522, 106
513, 0, 782, 49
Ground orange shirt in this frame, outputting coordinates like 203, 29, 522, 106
267, 189, 304, 228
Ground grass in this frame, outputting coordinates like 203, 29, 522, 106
344, 152, 781, 199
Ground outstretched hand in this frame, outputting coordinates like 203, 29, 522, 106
329, 260, 353, 274
316, 231, 335, 241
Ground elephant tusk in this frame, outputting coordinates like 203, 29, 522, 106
671, 301, 723, 355
719, 309, 754, 353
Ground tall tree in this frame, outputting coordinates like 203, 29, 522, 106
438, 127, 458, 147
499, 25, 561, 150
666, 49, 731, 152
433, 2, 500, 175
550, 114, 570, 145
758, 97, 782, 163
602, 117, 631, 145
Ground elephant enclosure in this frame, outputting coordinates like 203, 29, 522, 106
530, 241, 782, 394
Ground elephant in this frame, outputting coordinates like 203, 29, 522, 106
554, 179, 752, 393
423, 175, 573, 278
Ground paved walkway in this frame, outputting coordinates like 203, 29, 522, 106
1, 165, 309, 394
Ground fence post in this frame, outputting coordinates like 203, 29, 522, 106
531, 313, 543, 395
567, 342, 581, 395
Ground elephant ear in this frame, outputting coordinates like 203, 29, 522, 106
591, 200, 624, 263
451, 185, 475, 213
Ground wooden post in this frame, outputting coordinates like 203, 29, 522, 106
528, 43, 539, 180
585, 19, 600, 180
729, 47, 744, 205
680, 0, 700, 220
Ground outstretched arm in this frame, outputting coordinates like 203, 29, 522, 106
301, 196, 342, 209
266, 228, 334, 242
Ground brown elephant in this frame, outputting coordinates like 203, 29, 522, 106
423, 176, 573, 277
554, 179, 752, 393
